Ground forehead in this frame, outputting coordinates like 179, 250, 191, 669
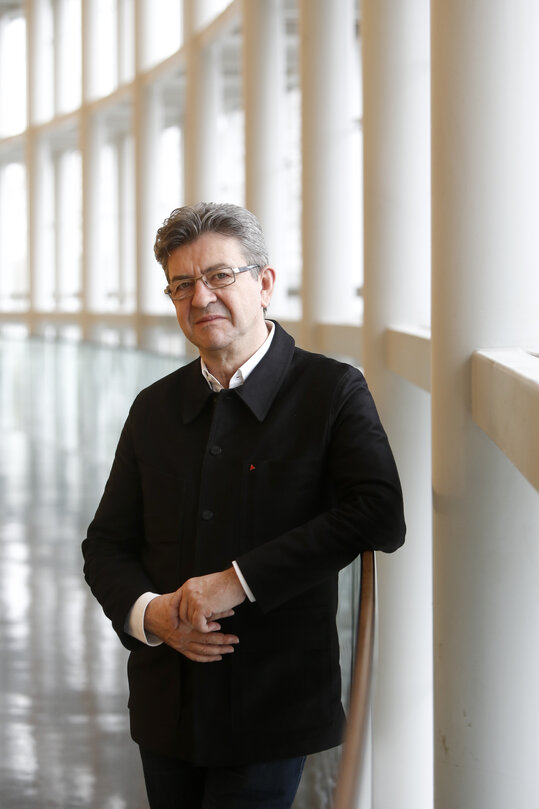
168, 232, 246, 277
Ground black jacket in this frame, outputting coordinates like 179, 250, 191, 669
82, 321, 405, 765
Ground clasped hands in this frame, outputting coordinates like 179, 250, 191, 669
144, 567, 246, 663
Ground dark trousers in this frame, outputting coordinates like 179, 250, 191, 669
139, 746, 306, 809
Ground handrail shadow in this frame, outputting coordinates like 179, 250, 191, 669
332, 550, 376, 809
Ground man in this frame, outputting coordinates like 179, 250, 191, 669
82, 202, 405, 809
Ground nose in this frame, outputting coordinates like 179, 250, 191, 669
190, 276, 217, 307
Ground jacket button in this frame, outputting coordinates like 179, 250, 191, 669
201, 509, 214, 520
209, 445, 222, 455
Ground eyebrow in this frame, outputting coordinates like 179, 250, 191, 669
169, 263, 228, 282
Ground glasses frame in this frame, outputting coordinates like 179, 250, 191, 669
164, 264, 261, 301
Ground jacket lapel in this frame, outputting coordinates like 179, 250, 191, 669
173, 320, 296, 424
233, 321, 295, 422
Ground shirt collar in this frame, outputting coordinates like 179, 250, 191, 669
201, 321, 275, 392
178, 321, 295, 424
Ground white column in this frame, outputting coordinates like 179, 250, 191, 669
299, 0, 358, 348
183, 0, 220, 205
24, 0, 37, 333
361, 2, 432, 808
135, 82, 163, 320
242, 0, 288, 315
79, 0, 94, 337
132, 0, 148, 345
431, 2, 539, 808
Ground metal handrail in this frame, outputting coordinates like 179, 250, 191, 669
332, 550, 376, 809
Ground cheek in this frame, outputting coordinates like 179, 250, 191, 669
173, 304, 190, 331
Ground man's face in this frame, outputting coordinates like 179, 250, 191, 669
167, 232, 274, 362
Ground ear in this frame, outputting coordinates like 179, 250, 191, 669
259, 266, 276, 308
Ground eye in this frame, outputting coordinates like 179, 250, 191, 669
207, 268, 234, 284
173, 279, 195, 293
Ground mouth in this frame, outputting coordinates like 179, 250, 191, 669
193, 313, 227, 326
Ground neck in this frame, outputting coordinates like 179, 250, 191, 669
202, 358, 236, 389
201, 320, 270, 388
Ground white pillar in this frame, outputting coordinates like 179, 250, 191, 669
130, 0, 143, 345
299, 0, 358, 348
135, 81, 163, 319
361, 2, 432, 808
24, 0, 37, 334
242, 0, 288, 316
183, 0, 220, 205
79, 0, 95, 336
431, 2, 539, 808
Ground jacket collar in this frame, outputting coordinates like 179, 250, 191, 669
179, 321, 295, 424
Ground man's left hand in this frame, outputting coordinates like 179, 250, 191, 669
178, 567, 247, 633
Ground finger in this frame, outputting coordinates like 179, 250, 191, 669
197, 609, 235, 632
191, 643, 237, 656
167, 638, 231, 657
183, 652, 223, 663
182, 601, 213, 633
206, 620, 222, 632
197, 612, 224, 633
179, 641, 236, 661
211, 609, 236, 620
170, 588, 182, 609
200, 633, 239, 646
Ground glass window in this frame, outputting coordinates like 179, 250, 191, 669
0, 0, 367, 339
86, 0, 133, 98
154, 73, 184, 222
215, 28, 244, 204
118, 0, 135, 85
142, 74, 184, 316
56, 0, 82, 113
32, 0, 81, 122
33, 131, 82, 312
89, 105, 135, 313
0, 11, 27, 136
140, 0, 182, 70
347, 7, 363, 322
90, 0, 117, 98
33, 0, 54, 123
56, 149, 83, 311
282, 1, 301, 319
0, 162, 28, 311
195, 0, 231, 31
216, 107, 244, 205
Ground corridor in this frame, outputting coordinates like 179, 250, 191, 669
0, 335, 351, 808
0, 337, 179, 808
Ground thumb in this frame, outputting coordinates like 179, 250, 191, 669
171, 588, 182, 612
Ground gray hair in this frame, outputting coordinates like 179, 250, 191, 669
154, 202, 269, 280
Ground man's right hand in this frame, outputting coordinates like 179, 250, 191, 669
144, 590, 239, 662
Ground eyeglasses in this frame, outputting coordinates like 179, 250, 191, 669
164, 265, 261, 301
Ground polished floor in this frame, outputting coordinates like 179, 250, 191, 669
0, 338, 179, 808
0, 337, 354, 809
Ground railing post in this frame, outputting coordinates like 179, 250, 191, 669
332, 552, 376, 809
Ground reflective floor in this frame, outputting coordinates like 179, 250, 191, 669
0, 337, 352, 809
0, 338, 180, 809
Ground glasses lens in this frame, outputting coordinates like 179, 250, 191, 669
204, 268, 235, 289
170, 279, 195, 299
168, 268, 236, 299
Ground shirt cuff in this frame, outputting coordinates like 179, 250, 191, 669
124, 592, 163, 646
232, 560, 256, 602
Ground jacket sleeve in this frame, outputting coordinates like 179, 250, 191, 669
82, 409, 156, 650
235, 367, 406, 613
